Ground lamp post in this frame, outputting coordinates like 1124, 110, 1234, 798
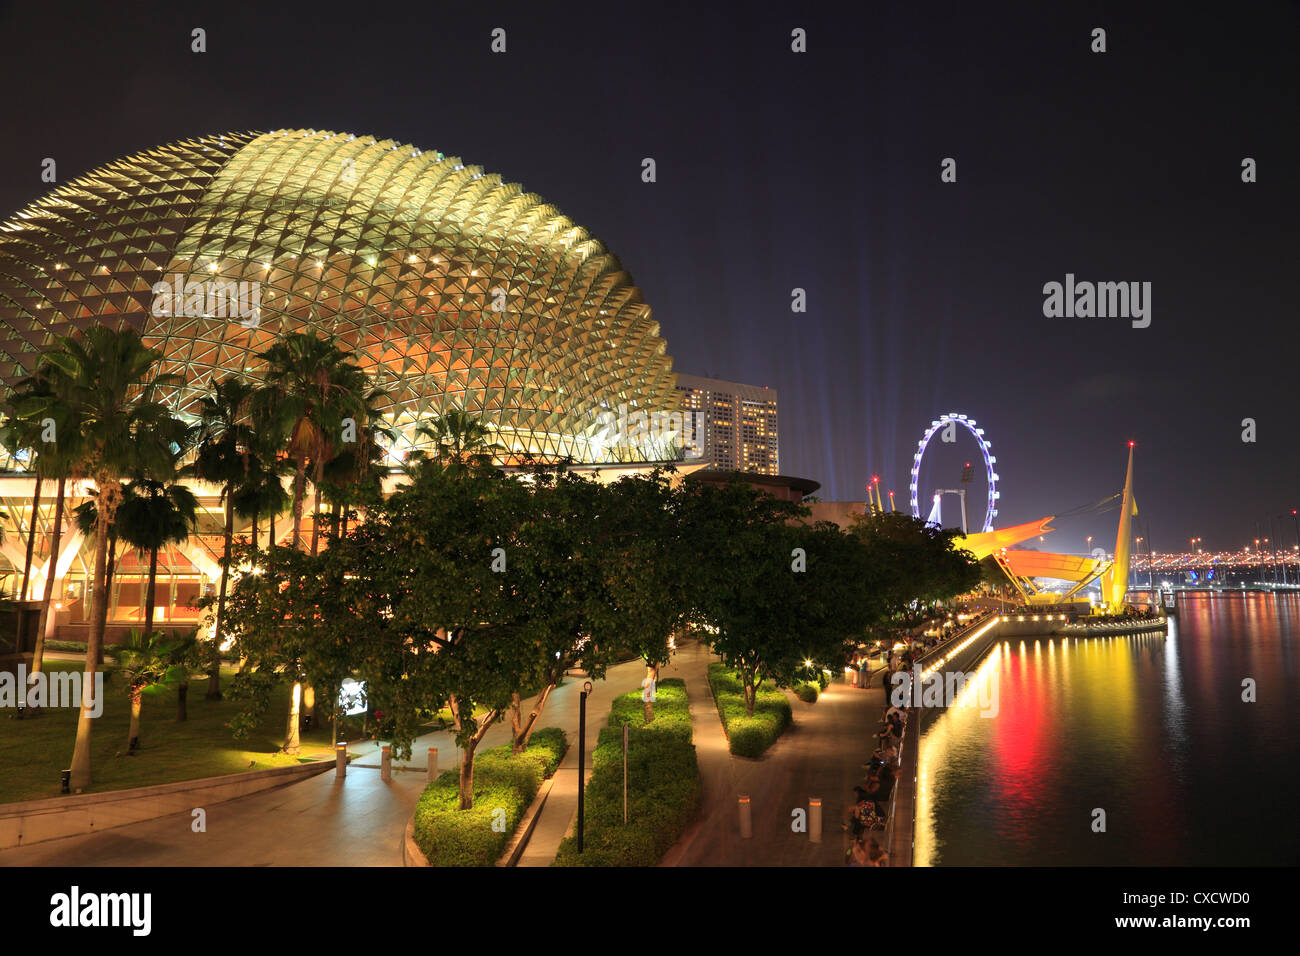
577, 679, 593, 852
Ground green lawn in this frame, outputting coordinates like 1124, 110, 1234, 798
0, 661, 335, 803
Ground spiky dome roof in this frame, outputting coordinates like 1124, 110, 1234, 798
0, 129, 679, 463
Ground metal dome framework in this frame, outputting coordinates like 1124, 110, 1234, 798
0, 129, 679, 463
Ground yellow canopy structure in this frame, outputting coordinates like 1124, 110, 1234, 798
956, 516, 1057, 560
999, 550, 1105, 582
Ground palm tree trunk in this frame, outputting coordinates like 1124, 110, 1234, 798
128, 688, 142, 752
32, 476, 66, 685
207, 491, 234, 699
144, 546, 159, 635
291, 460, 306, 551
14, 472, 42, 660
268, 509, 276, 553
69, 493, 113, 791
251, 512, 260, 556
309, 464, 323, 557
20, 472, 42, 601
105, 531, 118, 604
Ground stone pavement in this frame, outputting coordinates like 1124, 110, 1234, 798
1, 645, 893, 867
515, 654, 657, 865
0, 657, 655, 867
0, 761, 424, 866
662, 645, 886, 866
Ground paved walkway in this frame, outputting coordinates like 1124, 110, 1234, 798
2, 646, 893, 867
0, 658, 655, 867
0, 763, 424, 866
516, 655, 658, 865
662, 644, 886, 866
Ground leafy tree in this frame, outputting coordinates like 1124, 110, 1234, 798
45, 325, 183, 790
848, 512, 980, 628
222, 542, 357, 754
353, 462, 535, 806
683, 480, 876, 716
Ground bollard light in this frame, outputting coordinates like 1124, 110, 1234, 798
61, 769, 71, 794
427, 746, 438, 777
380, 743, 392, 782
738, 794, 753, 839
335, 741, 347, 779
809, 797, 823, 843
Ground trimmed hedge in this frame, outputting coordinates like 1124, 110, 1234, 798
794, 682, 819, 703
413, 727, 567, 866
43, 640, 123, 660
553, 678, 700, 866
707, 663, 793, 758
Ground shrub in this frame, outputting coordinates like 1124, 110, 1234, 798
553, 678, 699, 866
795, 682, 819, 703
707, 663, 793, 758
43, 640, 123, 660
412, 727, 567, 866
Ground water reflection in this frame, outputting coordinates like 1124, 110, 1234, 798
917, 594, 1300, 865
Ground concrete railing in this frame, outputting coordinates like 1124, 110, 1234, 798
0, 759, 333, 851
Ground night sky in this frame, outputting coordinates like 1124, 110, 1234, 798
2, 1, 1296, 554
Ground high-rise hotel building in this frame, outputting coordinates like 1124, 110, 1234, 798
675, 373, 779, 475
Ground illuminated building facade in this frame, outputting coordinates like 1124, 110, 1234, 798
0, 129, 680, 635
675, 373, 778, 475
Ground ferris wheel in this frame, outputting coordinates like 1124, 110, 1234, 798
910, 412, 1000, 533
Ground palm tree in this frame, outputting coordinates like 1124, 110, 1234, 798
2, 368, 84, 688
254, 333, 377, 555
319, 398, 395, 540
250, 334, 382, 747
46, 325, 182, 791
115, 476, 198, 635
232, 445, 291, 555
411, 408, 503, 473
73, 490, 122, 630
117, 628, 195, 752
0, 392, 45, 603
185, 377, 256, 699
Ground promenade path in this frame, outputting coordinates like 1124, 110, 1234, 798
0, 656, 653, 867
516, 654, 673, 865
661, 642, 886, 867
2, 645, 893, 867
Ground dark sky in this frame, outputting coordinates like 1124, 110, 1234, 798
2, 0, 1297, 554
